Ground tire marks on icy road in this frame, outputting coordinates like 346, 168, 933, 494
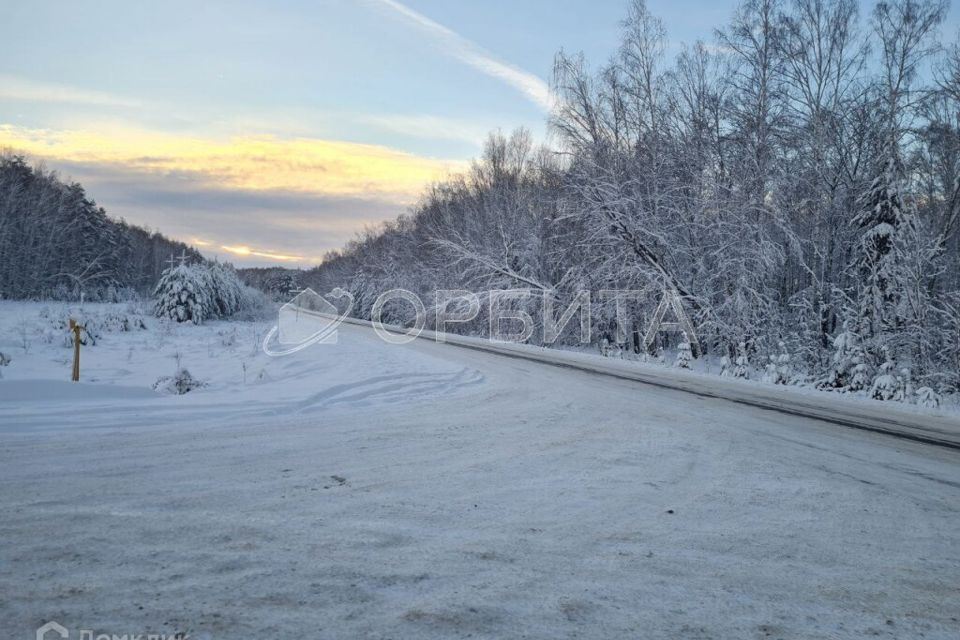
293, 368, 484, 413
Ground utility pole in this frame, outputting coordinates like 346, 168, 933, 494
164, 251, 190, 270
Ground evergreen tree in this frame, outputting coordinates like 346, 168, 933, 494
820, 319, 870, 392
733, 342, 750, 379
674, 340, 692, 369
852, 156, 918, 349
208, 262, 245, 317
153, 263, 211, 324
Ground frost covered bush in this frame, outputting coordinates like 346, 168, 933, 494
869, 363, 910, 402
818, 321, 870, 393
153, 368, 206, 395
674, 340, 692, 369
916, 386, 941, 409
868, 351, 911, 402
762, 342, 791, 385
733, 343, 750, 379
719, 355, 732, 377
208, 262, 246, 317
600, 338, 623, 358
51, 307, 147, 347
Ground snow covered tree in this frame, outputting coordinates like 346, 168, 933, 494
820, 319, 870, 392
853, 156, 918, 344
153, 263, 212, 324
208, 262, 246, 317
153, 261, 255, 324
763, 342, 791, 385
0, 153, 203, 300
291, 0, 958, 408
916, 386, 941, 408
869, 349, 910, 401
674, 340, 692, 369
719, 355, 732, 377
733, 342, 750, 379
153, 368, 206, 395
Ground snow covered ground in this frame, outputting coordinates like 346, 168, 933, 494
1, 301, 959, 639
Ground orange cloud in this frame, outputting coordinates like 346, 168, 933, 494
0, 123, 462, 203
220, 244, 309, 262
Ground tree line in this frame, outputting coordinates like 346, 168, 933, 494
304, 0, 960, 396
0, 153, 203, 300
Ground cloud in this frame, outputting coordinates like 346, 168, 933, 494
219, 245, 307, 262
0, 124, 456, 266
369, 0, 555, 112
0, 123, 461, 203
0, 74, 141, 108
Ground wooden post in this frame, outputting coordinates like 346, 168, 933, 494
69, 319, 83, 382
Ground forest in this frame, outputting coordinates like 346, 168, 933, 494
304, 0, 960, 396
0, 153, 203, 300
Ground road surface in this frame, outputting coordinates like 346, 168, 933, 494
1, 321, 958, 639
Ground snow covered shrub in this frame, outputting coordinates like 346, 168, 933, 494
733, 342, 750, 379
674, 340, 692, 369
869, 352, 910, 402
818, 320, 870, 392
763, 358, 779, 384
208, 262, 245, 317
719, 355, 732, 377
218, 327, 238, 348
153, 368, 206, 395
95, 310, 147, 333
600, 338, 623, 358
228, 286, 273, 322
50, 308, 146, 348
915, 386, 941, 409
762, 342, 791, 385
0, 351, 10, 366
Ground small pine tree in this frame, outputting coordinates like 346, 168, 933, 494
266, 270, 299, 301
775, 341, 791, 384
869, 358, 902, 401
762, 342, 791, 384
763, 357, 778, 384
153, 263, 210, 324
153, 368, 206, 394
733, 342, 750, 378
915, 386, 941, 408
675, 340, 692, 369
208, 262, 246, 317
819, 320, 869, 392
719, 355, 732, 377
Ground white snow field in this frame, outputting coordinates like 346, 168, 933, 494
1, 302, 959, 639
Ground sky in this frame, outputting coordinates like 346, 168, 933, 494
1, 0, 957, 267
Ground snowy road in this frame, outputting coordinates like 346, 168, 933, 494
2, 321, 959, 639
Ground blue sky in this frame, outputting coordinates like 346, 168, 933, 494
1, 0, 956, 265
